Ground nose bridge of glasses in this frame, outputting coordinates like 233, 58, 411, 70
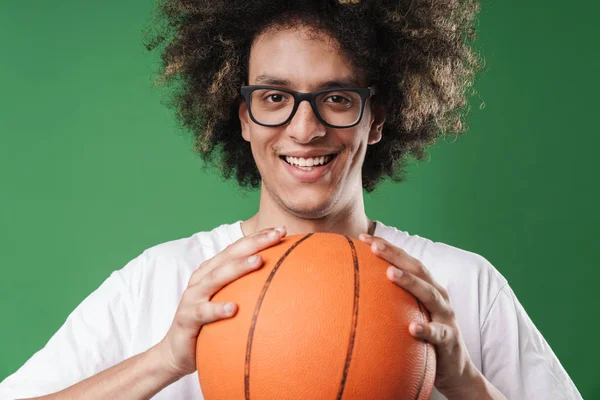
289, 94, 323, 129
293, 91, 320, 119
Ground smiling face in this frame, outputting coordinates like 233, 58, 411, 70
239, 25, 385, 220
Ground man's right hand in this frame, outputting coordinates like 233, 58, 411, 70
18, 227, 287, 400
154, 225, 287, 379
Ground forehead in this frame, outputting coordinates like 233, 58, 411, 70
248, 25, 367, 88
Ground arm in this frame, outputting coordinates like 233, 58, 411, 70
23, 343, 181, 400
444, 368, 507, 400
480, 285, 583, 400
2, 227, 287, 400
0, 256, 144, 399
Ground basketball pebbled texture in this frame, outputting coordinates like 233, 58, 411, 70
196, 233, 436, 400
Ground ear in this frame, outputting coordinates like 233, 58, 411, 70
239, 100, 251, 142
367, 103, 386, 145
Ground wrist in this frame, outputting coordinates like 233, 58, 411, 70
444, 367, 507, 400
444, 370, 485, 400
147, 341, 188, 384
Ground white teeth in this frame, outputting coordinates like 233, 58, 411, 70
284, 155, 333, 167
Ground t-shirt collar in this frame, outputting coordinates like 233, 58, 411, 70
227, 220, 382, 244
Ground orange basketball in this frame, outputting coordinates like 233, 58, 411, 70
196, 233, 436, 399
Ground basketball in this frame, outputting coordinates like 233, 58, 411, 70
196, 233, 436, 399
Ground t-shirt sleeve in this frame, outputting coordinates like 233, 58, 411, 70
0, 253, 143, 399
480, 284, 582, 400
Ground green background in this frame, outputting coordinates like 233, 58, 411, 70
1, 0, 598, 397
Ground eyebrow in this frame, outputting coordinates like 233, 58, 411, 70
253, 74, 363, 89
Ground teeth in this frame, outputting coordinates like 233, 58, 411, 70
285, 155, 333, 167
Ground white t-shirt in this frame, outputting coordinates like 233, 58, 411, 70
0, 221, 582, 400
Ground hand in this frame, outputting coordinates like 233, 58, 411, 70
155, 226, 287, 379
358, 233, 482, 398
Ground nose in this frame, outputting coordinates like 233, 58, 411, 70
286, 101, 326, 144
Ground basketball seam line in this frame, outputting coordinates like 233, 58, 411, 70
244, 233, 314, 400
336, 236, 360, 400
414, 299, 428, 400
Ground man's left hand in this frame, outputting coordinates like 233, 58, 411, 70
358, 234, 496, 399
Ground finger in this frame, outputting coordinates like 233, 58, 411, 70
227, 225, 287, 259
193, 252, 265, 298
366, 236, 449, 300
196, 301, 238, 325
174, 300, 238, 330
409, 321, 456, 348
189, 226, 286, 286
387, 267, 452, 317
366, 237, 430, 279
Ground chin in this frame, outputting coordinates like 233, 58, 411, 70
277, 191, 339, 220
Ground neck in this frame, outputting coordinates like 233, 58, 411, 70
241, 184, 375, 239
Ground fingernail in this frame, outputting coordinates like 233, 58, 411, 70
414, 324, 424, 334
268, 229, 279, 239
224, 303, 236, 315
387, 267, 402, 279
372, 242, 385, 251
360, 233, 372, 240
247, 255, 258, 264
386, 267, 395, 279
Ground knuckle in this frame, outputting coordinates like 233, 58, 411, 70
417, 262, 431, 279
180, 290, 191, 304
181, 287, 198, 305
190, 267, 203, 281
261, 229, 278, 241
445, 306, 456, 320
173, 313, 186, 329
429, 286, 441, 302
395, 270, 408, 285
222, 242, 235, 255
202, 268, 218, 285
189, 262, 210, 284
254, 227, 274, 236
438, 286, 450, 299
198, 258, 212, 270
193, 302, 211, 321
439, 325, 448, 342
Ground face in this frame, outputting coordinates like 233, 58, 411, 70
239, 25, 385, 220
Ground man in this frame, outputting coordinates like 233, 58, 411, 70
0, 0, 582, 399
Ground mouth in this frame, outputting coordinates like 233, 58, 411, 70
279, 153, 338, 171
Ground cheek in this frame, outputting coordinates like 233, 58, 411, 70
247, 129, 281, 166
347, 129, 370, 159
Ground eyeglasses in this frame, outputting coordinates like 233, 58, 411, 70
240, 85, 377, 129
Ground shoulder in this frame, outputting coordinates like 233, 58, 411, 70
376, 221, 505, 283
142, 220, 242, 265
117, 221, 242, 295
374, 221, 508, 324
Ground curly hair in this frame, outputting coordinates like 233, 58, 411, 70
144, 0, 483, 192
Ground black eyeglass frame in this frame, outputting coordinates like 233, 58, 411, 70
240, 85, 377, 129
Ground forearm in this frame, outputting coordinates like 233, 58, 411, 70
23, 344, 182, 400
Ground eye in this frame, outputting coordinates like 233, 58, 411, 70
260, 91, 289, 104
267, 94, 285, 103
325, 94, 351, 104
